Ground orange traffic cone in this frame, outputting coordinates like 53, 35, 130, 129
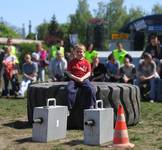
113, 104, 134, 148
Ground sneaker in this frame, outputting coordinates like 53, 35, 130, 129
16, 93, 25, 99
150, 100, 154, 103
6, 94, 10, 98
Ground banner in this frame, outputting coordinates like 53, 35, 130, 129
134, 19, 147, 31
112, 33, 129, 40
69, 34, 78, 46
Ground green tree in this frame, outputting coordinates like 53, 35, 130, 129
18, 43, 36, 69
93, 2, 107, 18
0, 23, 20, 38
94, 0, 128, 39
152, 3, 162, 14
36, 22, 49, 40
26, 32, 36, 40
68, 0, 92, 44
125, 7, 145, 23
60, 23, 70, 39
107, 0, 127, 35
45, 14, 64, 45
48, 14, 63, 38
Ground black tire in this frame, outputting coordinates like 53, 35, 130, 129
27, 82, 141, 128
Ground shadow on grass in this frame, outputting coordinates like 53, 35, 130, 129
64, 139, 83, 146
3, 120, 31, 129
15, 137, 32, 144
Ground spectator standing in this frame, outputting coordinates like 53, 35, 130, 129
50, 40, 64, 59
143, 34, 162, 75
18, 54, 37, 97
85, 43, 98, 64
143, 34, 162, 60
120, 54, 136, 84
35, 43, 48, 82
7, 38, 20, 93
7, 38, 19, 64
2, 47, 17, 97
66, 44, 96, 110
112, 42, 128, 65
49, 51, 67, 81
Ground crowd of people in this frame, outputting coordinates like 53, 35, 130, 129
0, 34, 162, 105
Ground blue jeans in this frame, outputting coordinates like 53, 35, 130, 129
134, 77, 158, 100
37, 67, 45, 82
67, 79, 96, 109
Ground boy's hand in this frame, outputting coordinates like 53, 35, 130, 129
139, 76, 146, 81
74, 77, 83, 83
77, 77, 84, 83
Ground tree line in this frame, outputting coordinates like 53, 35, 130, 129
1, 0, 162, 50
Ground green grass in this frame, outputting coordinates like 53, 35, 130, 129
0, 98, 27, 119
0, 98, 162, 150
129, 102, 162, 150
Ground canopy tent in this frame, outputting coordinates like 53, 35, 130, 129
120, 14, 162, 33
119, 14, 162, 51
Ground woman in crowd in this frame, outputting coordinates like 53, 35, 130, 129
135, 52, 159, 102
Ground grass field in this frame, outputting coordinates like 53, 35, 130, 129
0, 98, 162, 150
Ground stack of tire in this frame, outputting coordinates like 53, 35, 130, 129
27, 82, 140, 129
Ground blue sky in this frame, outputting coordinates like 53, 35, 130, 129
0, 0, 160, 33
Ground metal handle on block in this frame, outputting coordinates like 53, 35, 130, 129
47, 98, 56, 107
85, 119, 95, 127
95, 100, 103, 109
32, 117, 43, 124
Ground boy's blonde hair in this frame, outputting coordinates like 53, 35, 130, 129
74, 43, 86, 52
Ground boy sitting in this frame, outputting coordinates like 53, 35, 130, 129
66, 44, 96, 110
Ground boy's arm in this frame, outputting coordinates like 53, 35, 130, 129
65, 71, 80, 81
80, 71, 91, 81
65, 71, 91, 83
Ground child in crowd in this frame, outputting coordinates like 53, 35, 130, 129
18, 54, 37, 97
105, 53, 120, 82
66, 44, 96, 110
120, 54, 136, 84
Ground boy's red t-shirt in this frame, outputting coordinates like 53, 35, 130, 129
67, 58, 91, 78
